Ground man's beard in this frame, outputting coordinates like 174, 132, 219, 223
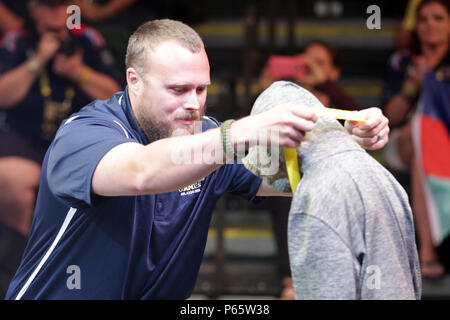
135, 107, 204, 143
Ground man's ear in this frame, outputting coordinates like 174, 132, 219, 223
126, 67, 142, 96
329, 66, 341, 82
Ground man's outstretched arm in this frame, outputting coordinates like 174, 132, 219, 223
92, 104, 317, 197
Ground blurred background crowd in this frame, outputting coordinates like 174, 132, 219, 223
0, 0, 449, 299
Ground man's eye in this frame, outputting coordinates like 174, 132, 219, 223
171, 87, 185, 93
197, 87, 206, 93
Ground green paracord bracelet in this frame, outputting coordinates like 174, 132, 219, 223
220, 119, 236, 161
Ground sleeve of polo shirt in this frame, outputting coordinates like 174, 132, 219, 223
46, 115, 132, 208
227, 163, 263, 203
202, 116, 263, 203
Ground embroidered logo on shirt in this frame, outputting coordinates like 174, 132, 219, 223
178, 178, 204, 196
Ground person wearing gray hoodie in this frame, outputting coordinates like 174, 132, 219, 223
243, 81, 421, 299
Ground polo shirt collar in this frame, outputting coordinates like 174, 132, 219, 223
120, 86, 150, 145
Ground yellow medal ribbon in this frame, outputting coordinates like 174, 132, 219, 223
284, 107, 367, 193
312, 107, 367, 122
284, 148, 301, 193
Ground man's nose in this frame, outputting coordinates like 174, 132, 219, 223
183, 103, 200, 111
183, 91, 201, 110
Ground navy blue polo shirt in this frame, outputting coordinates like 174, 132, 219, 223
5, 88, 262, 300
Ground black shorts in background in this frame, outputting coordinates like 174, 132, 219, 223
0, 130, 48, 165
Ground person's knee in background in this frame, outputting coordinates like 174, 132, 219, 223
0, 157, 40, 235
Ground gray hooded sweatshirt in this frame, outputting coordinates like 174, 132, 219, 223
243, 81, 421, 299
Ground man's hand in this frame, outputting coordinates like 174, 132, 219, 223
231, 103, 318, 150
345, 107, 390, 150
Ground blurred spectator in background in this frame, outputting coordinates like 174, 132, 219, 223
381, 0, 450, 278
75, 0, 164, 74
396, 0, 423, 50
0, 0, 28, 35
75, 0, 138, 24
259, 40, 359, 110
0, 0, 121, 297
257, 40, 360, 299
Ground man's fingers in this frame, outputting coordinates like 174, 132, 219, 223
284, 127, 305, 145
351, 116, 387, 138
344, 119, 359, 133
283, 104, 318, 123
258, 105, 315, 148
274, 104, 317, 133
281, 131, 306, 148
289, 116, 316, 134
346, 107, 387, 136
358, 115, 382, 131
355, 125, 389, 150
344, 107, 390, 150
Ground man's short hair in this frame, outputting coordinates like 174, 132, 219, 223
125, 19, 204, 76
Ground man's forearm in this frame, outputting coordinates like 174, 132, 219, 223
137, 128, 225, 194
93, 98, 319, 197
256, 181, 292, 197
92, 127, 226, 196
